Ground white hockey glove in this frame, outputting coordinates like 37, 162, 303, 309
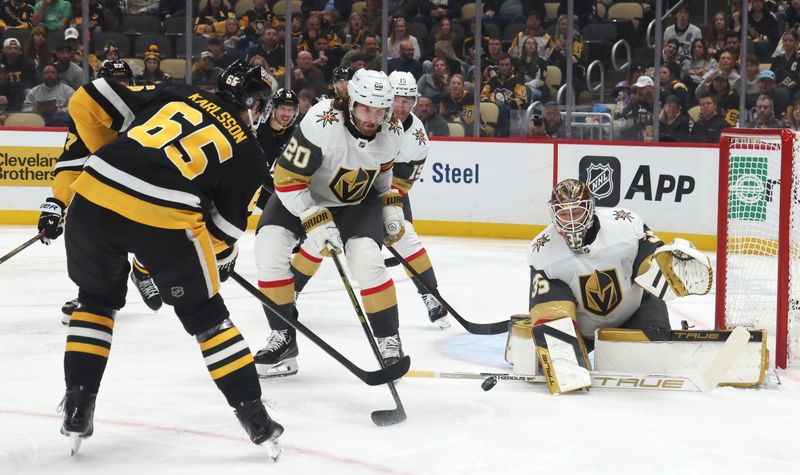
381, 191, 405, 246
300, 206, 342, 255
635, 238, 713, 300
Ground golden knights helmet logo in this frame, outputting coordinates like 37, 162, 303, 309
329, 167, 378, 203
578, 268, 622, 316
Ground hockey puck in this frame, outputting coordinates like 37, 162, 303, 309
481, 377, 498, 391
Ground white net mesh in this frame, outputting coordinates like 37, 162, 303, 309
724, 133, 800, 366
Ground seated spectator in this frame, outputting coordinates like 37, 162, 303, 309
616, 75, 655, 141
432, 17, 456, 52
346, 53, 367, 72
705, 11, 729, 58
481, 37, 504, 81
388, 16, 421, 60
659, 94, 690, 142
192, 51, 222, 89
662, 39, 682, 68
207, 38, 240, 70
1, 0, 34, 29
517, 37, 549, 101
697, 69, 741, 125
696, 51, 741, 99
362, 0, 382, 38
663, 4, 702, 59
32, 0, 70, 31
120, 0, 159, 16
785, 98, 800, 131
510, 10, 554, 61
659, 62, 689, 110
419, 0, 462, 28
136, 45, 171, 85
756, 69, 789, 120
557, 0, 595, 28
292, 50, 327, 97
682, 38, 717, 98
2, 38, 38, 89
195, 0, 230, 35
340, 32, 381, 71
247, 53, 269, 70
387, 40, 422, 78
482, 0, 541, 31
723, 31, 744, 64
54, 43, 82, 90
431, 40, 464, 77
309, 36, 338, 83
747, 94, 783, 128
341, 12, 367, 52
771, 30, 800, 99
83, 0, 104, 32
21, 62, 72, 125
462, 21, 490, 75
542, 101, 564, 138
64, 27, 98, 73
480, 54, 527, 110
787, 0, 800, 32
296, 88, 316, 122
439, 74, 474, 126
247, 25, 286, 80
743, 53, 761, 109
550, 14, 587, 90
24, 25, 52, 69
416, 95, 450, 136
691, 91, 728, 143
387, 0, 418, 19
747, 0, 778, 62
418, 57, 450, 100
222, 18, 247, 51
297, 13, 324, 52
239, 0, 279, 32
0, 64, 25, 113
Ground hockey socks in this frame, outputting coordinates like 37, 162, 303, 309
64, 306, 116, 392
197, 320, 260, 407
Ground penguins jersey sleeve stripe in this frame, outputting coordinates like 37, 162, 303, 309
208, 201, 244, 243
90, 78, 136, 131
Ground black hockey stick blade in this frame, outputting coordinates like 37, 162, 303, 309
371, 405, 407, 426
385, 246, 509, 335
230, 271, 410, 386
0, 232, 44, 265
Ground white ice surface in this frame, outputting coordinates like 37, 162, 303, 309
0, 225, 798, 474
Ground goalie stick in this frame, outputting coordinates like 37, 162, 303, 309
329, 249, 407, 426
385, 246, 508, 335
406, 369, 706, 392
230, 271, 410, 386
698, 326, 751, 392
0, 232, 44, 265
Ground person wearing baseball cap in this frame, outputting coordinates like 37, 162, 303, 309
0, 62, 26, 115
1, 37, 37, 89
54, 42, 83, 89
192, 51, 222, 89
618, 76, 655, 141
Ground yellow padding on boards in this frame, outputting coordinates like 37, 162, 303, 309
65, 342, 110, 358
200, 327, 240, 351
71, 311, 114, 329
209, 353, 254, 379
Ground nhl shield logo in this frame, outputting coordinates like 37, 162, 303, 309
171, 286, 184, 298
585, 163, 614, 200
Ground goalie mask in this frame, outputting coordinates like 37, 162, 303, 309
549, 179, 595, 252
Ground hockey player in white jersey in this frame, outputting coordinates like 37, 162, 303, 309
384, 71, 450, 328
527, 179, 713, 350
253, 69, 405, 377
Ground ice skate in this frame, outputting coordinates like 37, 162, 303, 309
61, 298, 79, 325
422, 293, 450, 328
130, 265, 162, 311
58, 385, 97, 456
254, 328, 299, 378
377, 333, 404, 367
234, 399, 284, 462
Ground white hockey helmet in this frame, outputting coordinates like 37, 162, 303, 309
347, 69, 394, 126
388, 70, 418, 111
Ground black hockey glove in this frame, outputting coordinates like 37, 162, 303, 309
216, 243, 238, 282
37, 197, 65, 244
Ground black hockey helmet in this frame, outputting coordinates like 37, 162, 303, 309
97, 59, 133, 83
269, 88, 300, 127
217, 59, 274, 116
548, 179, 595, 252
332, 66, 353, 82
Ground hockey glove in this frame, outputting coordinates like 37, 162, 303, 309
634, 238, 712, 300
216, 242, 238, 282
37, 197, 65, 244
381, 190, 405, 246
300, 206, 342, 255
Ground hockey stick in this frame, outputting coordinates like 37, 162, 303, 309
406, 369, 705, 392
230, 271, 410, 386
0, 232, 44, 265
385, 246, 508, 335
328, 249, 407, 426
697, 326, 751, 392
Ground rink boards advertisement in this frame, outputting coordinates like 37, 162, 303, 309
0, 128, 723, 248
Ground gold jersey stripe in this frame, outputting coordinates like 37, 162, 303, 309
209, 353, 254, 380
66, 342, 110, 358
52, 170, 81, 207
68, 87, 119, 154
404, 250, 432, 275
260, 281, 295, 306
361, 283, 397, 314
291, 250, 323, 277
71, 311, 114, 329
391, 177, 414, 194
529, 300, 576, 323
273, 164, 312, 188
72, 173, 205, 230
200, 327, 241, 352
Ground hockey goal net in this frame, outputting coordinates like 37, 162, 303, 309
717, 129, 800, 368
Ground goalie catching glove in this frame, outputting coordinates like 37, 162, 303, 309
300, 206, 342, 255
635, 238, 712, 300
381, 190, 405, 246
38, 197, 66, 244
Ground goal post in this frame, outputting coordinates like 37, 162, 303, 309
716, 128, 797, 369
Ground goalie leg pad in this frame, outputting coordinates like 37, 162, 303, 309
532, 317, 592, 395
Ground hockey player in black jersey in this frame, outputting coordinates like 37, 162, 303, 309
48, 60, 164, 322
38, 61, 284, 459
253, 87, 300, 210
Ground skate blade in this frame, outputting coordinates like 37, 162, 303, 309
256, 358, 298, 379
68, 433, 82, 456
432, 316, 451, 329
61, 314, 71, 326
265, 439, 281, 462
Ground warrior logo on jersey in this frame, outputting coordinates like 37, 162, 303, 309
329, 166, 378, 203
585, 163, 614, 200
316, 108, 339, 127
578, 268, 622, 316
613, 209, 632, 221
531, 234, 550, 252
413, 128, 427, 145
